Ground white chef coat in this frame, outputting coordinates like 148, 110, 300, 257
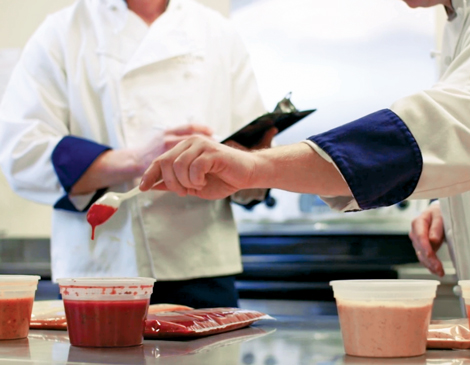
436, 0, 470, 281
0, 0, 266, 281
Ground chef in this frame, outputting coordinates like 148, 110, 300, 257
0, 0, 273, 308
140, 0, 470, 281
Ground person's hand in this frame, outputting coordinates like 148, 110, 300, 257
133, 124, 213, 175
224, 127, 278, 151
139, 135, 258, 199
409, 202, 445, 277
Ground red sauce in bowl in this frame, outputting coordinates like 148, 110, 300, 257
86, 204, 117, 240
0, 297, 34, 340
64, 299, 149, 347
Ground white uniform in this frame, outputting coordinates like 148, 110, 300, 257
304, 0, 470, 278
0, 0, 265, 281
438, 0, 470, 281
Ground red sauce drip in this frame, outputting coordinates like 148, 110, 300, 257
86, 204, 118, 240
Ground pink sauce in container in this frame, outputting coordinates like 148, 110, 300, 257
330, 279, 439, 358
0, 275, 40, 340
57, 277, 156, 347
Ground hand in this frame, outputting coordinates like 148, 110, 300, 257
224, 127, 278, 151
409, 202, 445, 277
139, 135, 258, 199
133, 124, 213, 175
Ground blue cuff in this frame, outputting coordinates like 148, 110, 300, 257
52, 136, 111, 212
308, 109, 422, 210
237, 189, 272, 211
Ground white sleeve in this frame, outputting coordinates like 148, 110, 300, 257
301, 140, 360, 212
391, 29, 470, 200
0, 16, 68, 206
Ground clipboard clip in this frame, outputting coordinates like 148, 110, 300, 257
273, 92, 298, 113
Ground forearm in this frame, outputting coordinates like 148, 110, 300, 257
70, 149, 145, 195
251, 143, 350, 196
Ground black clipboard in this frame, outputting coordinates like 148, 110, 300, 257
220, 109, 316, 148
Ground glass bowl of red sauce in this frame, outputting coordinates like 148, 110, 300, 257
0, 275, 40, 340
330, 279, 439, 358
57, 277, 156, 347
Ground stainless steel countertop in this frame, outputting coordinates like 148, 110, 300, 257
237, 218, 411, 236
1, 317, 468, 364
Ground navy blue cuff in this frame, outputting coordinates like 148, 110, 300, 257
54, 188, 108, 212
237, 189, 272, 211
308, 109, 422, 210
52, 136, 111, 212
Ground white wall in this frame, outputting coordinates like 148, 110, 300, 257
0, 0, 230, 238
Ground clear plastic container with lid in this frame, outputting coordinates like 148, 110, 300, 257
330, 279, 439, 358
0, 275, 40, 340
57, 277, 156, 347
458, 280, 470, 329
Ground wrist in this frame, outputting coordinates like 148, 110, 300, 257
250, 149, 273, 189
99, 149, 144, 179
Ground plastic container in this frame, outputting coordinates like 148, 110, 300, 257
330, 279, 439, 358
458, 280, 470, 328
0, 275, 40, 340
57, 277, 156, 347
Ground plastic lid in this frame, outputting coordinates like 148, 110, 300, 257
330, 279, 440, 301
0, 275, 40, 283
56, 277, 156, 287
57, 277, 156, 301
458, 280, 470, 298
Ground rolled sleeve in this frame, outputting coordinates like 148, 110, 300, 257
52, 136, 110, 211
308, 109, 423, 210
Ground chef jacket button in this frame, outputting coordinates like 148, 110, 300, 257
444, 56, 452, 65
143, 200, 153, 208
127, 110, 136, 118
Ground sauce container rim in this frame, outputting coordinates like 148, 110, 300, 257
0, 275, 41, 283
330, 279, 439, 301
330, 279, 440, 288
56, 277, 156, 287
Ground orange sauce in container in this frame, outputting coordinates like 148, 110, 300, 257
0, 297, 34, 340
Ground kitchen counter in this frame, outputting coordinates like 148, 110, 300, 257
1, 316, 468, 364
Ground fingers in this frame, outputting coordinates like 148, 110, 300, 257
165, 124, 213, 137
140, 159, 163, 191
409, 213, 445, 277
140, 136, 217, 195
163, 135, 187, 152
172, 143, 208, 190
257, 127, 278, 149
224, 140, 248, 151
140, 139, 192, 193
429, 208, 444, 244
